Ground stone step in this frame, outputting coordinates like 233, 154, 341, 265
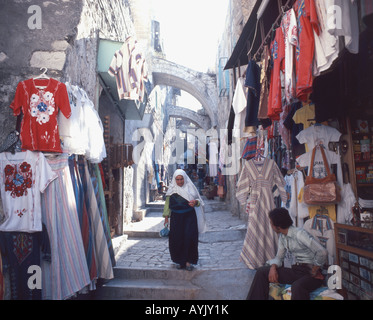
97, 277, 200, 300
113, 267, 199, 281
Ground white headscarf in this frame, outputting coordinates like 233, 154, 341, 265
166, 169, 204, 206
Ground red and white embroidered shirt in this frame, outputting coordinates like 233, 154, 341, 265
0, 151, 57, 233
10, 78, 71, 153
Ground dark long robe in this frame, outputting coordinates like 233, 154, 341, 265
168, 194, 198, 267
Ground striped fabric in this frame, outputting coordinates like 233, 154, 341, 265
80, 158, 114, 280
71, 156, 98, 284
90, 164, 115, 267
41, 155, 91, 300
236, 158, 287, 269
241, 136, 258, 160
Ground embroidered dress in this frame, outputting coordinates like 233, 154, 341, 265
0, 229, 50, 300
41, 154, 91, 300
236, 158, 287, 269
10, 78, 71, 153
0, 151, 57, 233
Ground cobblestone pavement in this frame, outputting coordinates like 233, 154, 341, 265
115, 198, 248, 271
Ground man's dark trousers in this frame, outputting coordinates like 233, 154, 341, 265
247, 265, 324, 300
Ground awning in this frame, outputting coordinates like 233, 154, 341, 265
224, 0, 293, 70
97, 39, 147, 120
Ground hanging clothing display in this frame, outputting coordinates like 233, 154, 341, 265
41, 154, 91, 300
327, 0, 360, 54
296, 123, 342, 151
10, 78, 71, 153
267, 27, 285, 121
1, 73, 114, 300
232, 77, 247, 139
303, 213, 336, 265
258, 45, 271, 120
281, 8, 298, 104
59, 83, 107, 164
293, 0, 320, 102
0, 228, 50, 300
244, 59, 261, 127
108, 36, 149, 104
0, 151, 57, 233
236, 158, 287, 269
312, 0, 340, 76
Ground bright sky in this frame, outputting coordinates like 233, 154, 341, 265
150, 0, 229, 73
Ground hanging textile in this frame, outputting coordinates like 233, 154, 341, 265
68, 156, 98, 284
0, 227, 50, 300
236, 158, 287, 269
244, 60, 261, 127
10, 78, 71, 153
90, 163, 115, 267
258, 45, 271, 120
267, 27, 285, 121
41, 154, 91, 300
108, 36, 149, 104
312, 0, 340, 76
293, 0, 320, 102
281, 8, 298, 104
0, 151, 57, 233
303, 213, 336, 265
78, 157, 114, 280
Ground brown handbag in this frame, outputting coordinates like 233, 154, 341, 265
303, 145, 341, 206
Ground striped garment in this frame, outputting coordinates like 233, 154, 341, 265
108, 36, 149, 104
79, 158, 114, 280
236, 158, 287, 269
41, 155, 91, 300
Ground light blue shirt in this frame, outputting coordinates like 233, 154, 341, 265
267, 226, 328, 268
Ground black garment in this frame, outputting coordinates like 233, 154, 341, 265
245, 60, 261, 127
168, 194, 198, 267
247, 265, 324, 300
0, 226, 50, 300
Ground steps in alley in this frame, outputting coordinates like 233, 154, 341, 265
96, 267, 201, 300
94, 198, 253, 300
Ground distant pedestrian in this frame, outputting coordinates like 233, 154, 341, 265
163, 169, 206, 271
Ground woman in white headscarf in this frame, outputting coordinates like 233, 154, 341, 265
163, 169, 206, 271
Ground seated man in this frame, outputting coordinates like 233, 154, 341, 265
247, 208, 327, 300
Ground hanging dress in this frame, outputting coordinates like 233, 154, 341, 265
41, 154, 91, 300
236, 158, 287, 269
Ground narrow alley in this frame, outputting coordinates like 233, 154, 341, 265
94, 197, 255, 300
1, 0, 373, 306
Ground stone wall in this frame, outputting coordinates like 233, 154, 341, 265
0, 0, 145, 233
0, 0, 135, 141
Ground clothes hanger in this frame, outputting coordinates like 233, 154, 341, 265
34, 67, 50, 89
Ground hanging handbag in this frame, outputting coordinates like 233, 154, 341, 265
303, 145, 341, 206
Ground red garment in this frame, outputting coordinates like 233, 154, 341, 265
293, 0, 320, 102
10, 78, 71, 153
267, 27, 285, 121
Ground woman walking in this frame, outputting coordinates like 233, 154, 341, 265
163, 169, 206, 271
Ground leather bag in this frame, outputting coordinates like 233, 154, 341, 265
303, 145, 341, 206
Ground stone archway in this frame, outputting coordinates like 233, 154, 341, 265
151, 57, 218, 128
167, 105, 211, 131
